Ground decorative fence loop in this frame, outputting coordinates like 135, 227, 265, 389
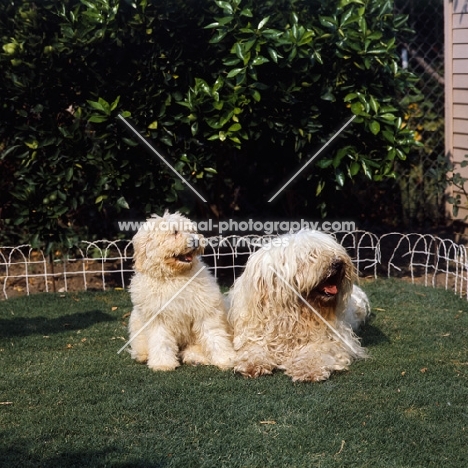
1, 232, 468, 300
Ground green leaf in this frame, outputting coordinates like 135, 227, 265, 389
251, 89, 261, 102
87, 100, 106, 112
351, 102, 365, 115
234, 43, 245, 61
228, 123, 241, 132
262, 29, 283, 40
25, 140, 39, 149
339, 0, 365, 5
3, 43, 17, 54
122, 137, 138, 147
297, 30, 314, 46
173, 179, 185, 191
395, 148, 407, 160
95, 195, 107, 204
117, 196, 130, 209
227, 67, 244, 78
321, 89, 335, 102
316, 159, 333, 169
215, 1, 233, 14
319, 16, 336, 29
88, 115, 108, 123
243, 39, 257, 54
349, 161, 360, 176
369, 120, 380, 135
252, 56, 269, 66
361, 160, 372, 178
257, 16, 270, 30
223, 57, 242, 66
210, 30, 228, 44
110, 96, 120, 111
369, 96, 379, 113
267, 47, 279, 63
387, 148, 396, 160
382, 130, 394, 143
335, 169, 345, 186
1, 144, 21, 159
65, 167, 74, 182
344, 93, 357, 102
204, 22, 220, 29
316, 180, 325, 196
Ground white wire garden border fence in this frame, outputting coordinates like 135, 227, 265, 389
1, 231, 468, 300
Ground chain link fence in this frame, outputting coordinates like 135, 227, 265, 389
394, 0, 446, 227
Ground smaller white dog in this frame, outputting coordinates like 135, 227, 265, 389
128, 211, 235, 371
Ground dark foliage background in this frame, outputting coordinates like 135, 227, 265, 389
0, 0, 420, 251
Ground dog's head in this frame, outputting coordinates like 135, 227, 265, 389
290, 231, 354, 319
246, 230, 355, 321
132, 211, 204, 277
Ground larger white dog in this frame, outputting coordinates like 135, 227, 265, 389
128, 212, 235, 371
228, 230, 369, 382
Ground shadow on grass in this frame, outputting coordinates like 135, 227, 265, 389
0, 443, 167, 468
0, 310, 115, 338
45, 453, 168, 468
359, 313, 389, 347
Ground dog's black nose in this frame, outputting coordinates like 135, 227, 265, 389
189, 234, 203, 249
331, 259, 344, 274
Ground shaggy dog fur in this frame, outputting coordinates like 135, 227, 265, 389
228, 230, 369, 382
128, 212, 235, 371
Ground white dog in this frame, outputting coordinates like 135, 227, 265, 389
228, 230, 369, 382
128, 211, 235, 371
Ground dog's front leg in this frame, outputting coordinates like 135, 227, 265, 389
233, 341, 276, 378
146, 324, 180, 371
282, 343, 352, 382
194, 316, 236, 370
128, 309, 149, 363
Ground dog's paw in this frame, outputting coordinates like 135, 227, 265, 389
287, 369, 331, 382
212, 359, 234, 371
183, 358, 207, 367
147, 355, 180, 372
235, 363, 273, 378
210, 351, 236, 370
129, 351, 148, 363
147, 362, 180, 372
133, 355, 148, 364
181, 348, 210, 367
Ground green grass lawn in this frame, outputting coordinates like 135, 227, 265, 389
1, 278, 467, 467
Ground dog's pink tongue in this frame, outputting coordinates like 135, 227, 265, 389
323, 284, 338, 295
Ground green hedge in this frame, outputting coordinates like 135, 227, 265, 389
0, 0, 419, 251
